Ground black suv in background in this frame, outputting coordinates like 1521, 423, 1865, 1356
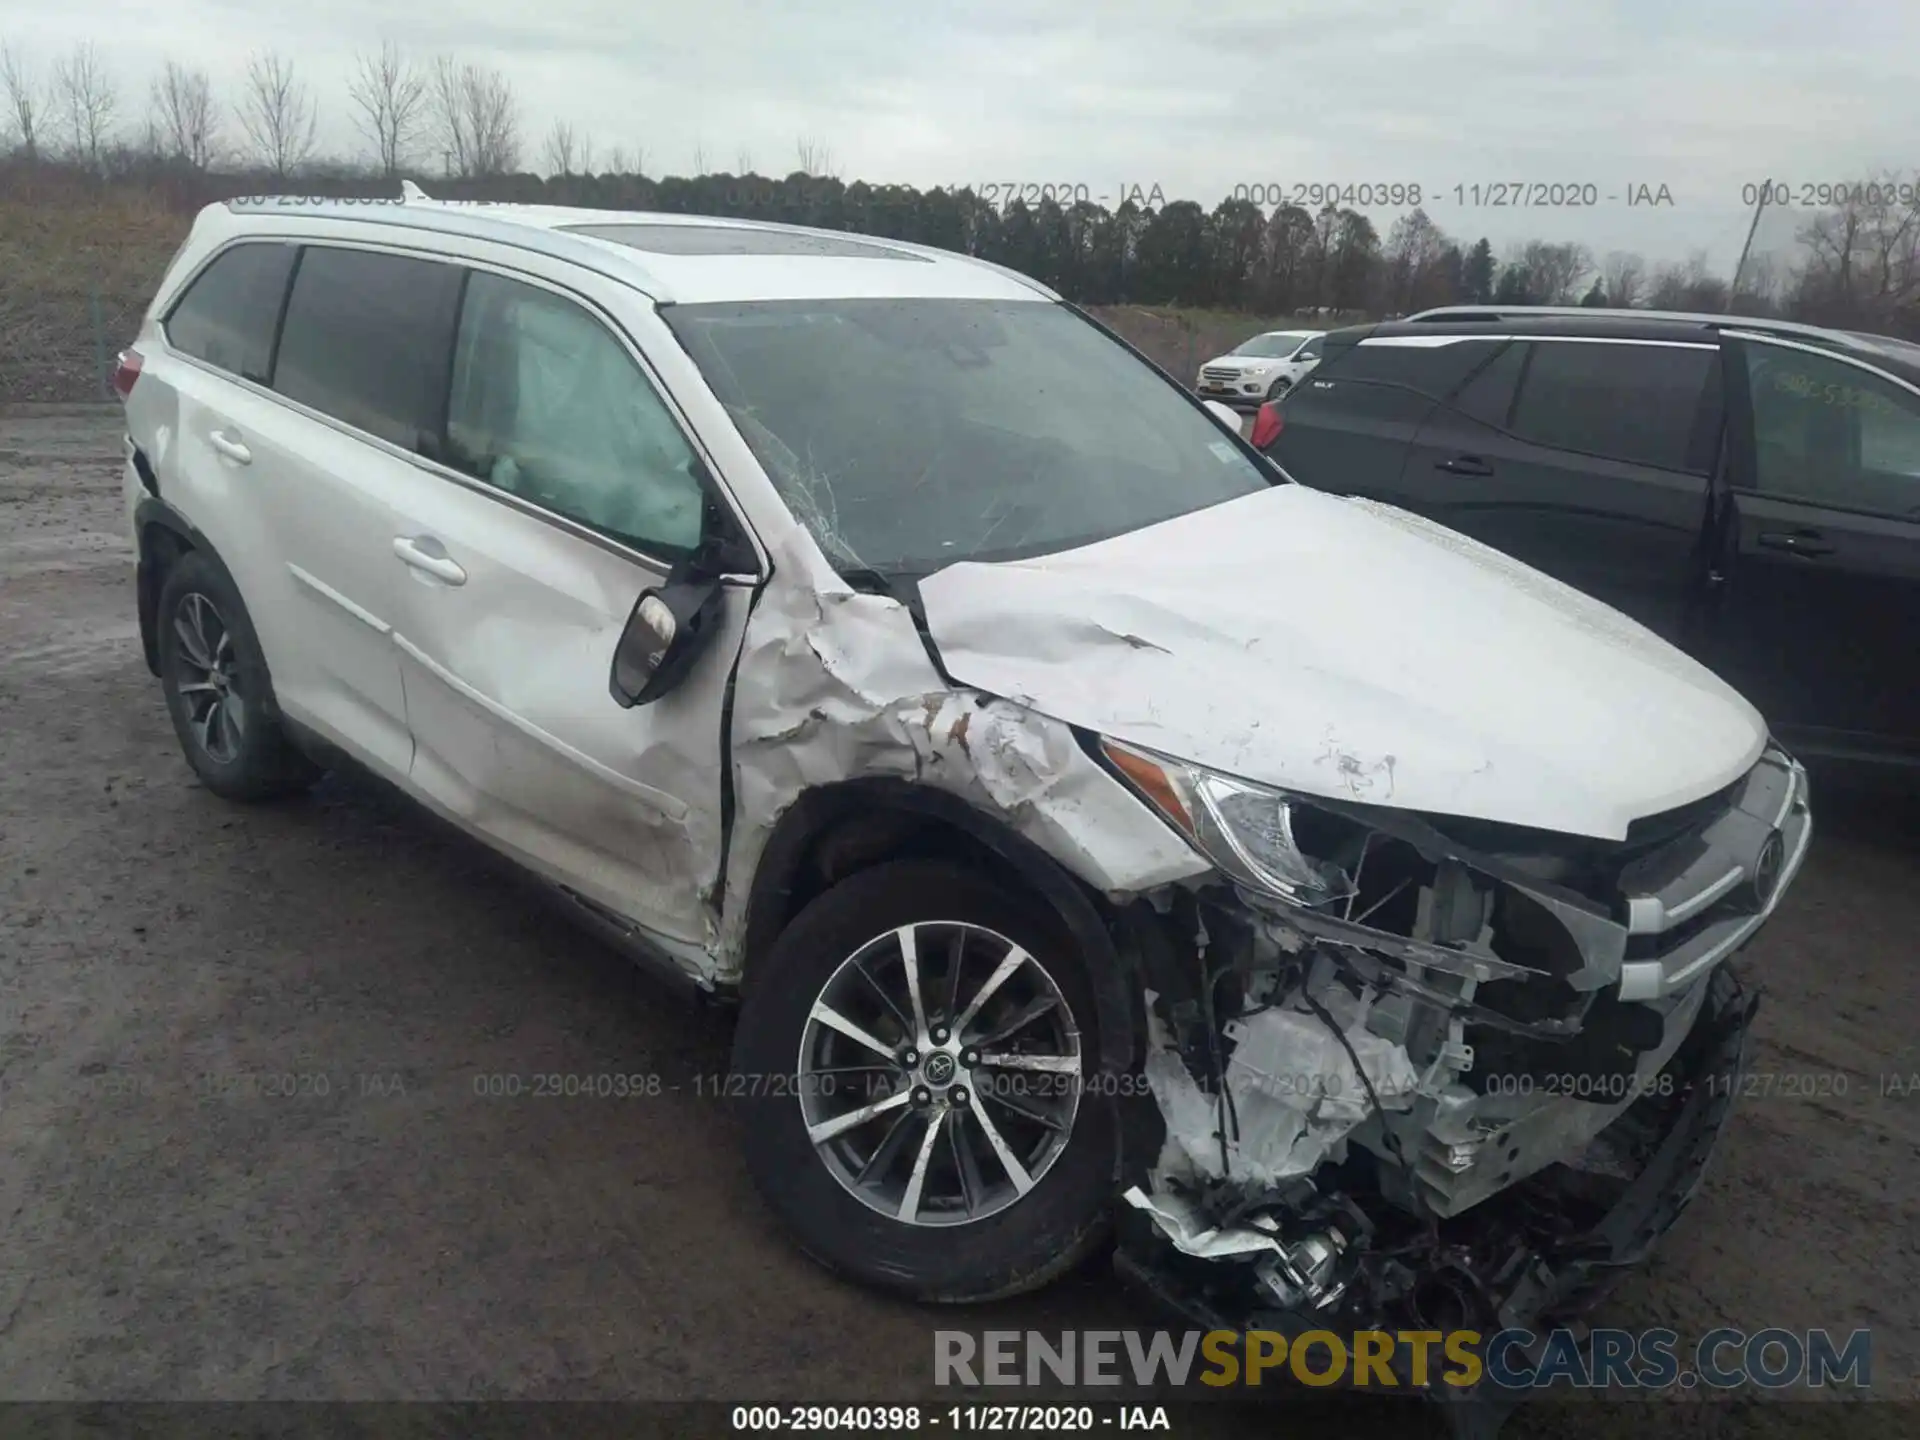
1257, 305, 1920, 770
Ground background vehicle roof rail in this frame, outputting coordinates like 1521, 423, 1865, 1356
1405, 303, 1890, 355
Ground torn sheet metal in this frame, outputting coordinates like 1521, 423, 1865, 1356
1144, 985, 1419, 1190
915, 484, 1765, 841
711, 531, 1210, 979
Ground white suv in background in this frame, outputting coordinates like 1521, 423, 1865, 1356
115, 195, 1805, 1385
1195, 328, 1325, 406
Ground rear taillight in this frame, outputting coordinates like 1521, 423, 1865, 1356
1250, 400, 1283, 449
111, 348, 143, 400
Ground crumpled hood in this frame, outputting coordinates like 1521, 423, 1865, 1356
916, 484, 1766, 840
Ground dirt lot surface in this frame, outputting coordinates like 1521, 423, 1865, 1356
1, 407, 1915, 1437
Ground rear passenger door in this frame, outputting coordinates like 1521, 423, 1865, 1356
381, 266, 758, 951
1268, 337, 1469, 493
256, 245, 466, 779
1394, 337, 1721, 637
149, 241, 303, 695
1712, 337, 1920, 758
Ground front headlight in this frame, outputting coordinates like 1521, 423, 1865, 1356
1102, 738, 1362, 907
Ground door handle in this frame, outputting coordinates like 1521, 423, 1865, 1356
1756, 530, 1834, 557
208, 430, 252, 465
392, 535, 467, 585
1436, 454, 1494, 476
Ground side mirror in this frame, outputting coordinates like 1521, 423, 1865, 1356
610, 575, 727, 708
1202, 399, 1244, 432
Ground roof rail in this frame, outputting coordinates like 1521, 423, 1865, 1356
221, 195, 674, 299
1403, 303, 1877, 351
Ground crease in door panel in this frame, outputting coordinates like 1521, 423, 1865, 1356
287, 561, 391, 634
389, 630, 692, 823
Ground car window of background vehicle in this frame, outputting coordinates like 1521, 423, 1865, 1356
1449, 341, 1528, 427
1232, 333, 1308, 358
446, 272, 705, 557
272, 247, 464, 454
1508, 342, 1713, 472
1744, 345, 1920, 515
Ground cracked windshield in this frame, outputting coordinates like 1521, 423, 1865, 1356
666, 297, 1270, 573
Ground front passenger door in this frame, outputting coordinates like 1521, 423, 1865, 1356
384, 269, 758, 951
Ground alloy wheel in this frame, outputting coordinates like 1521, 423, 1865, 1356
796, 921, 1082, 1227
172, 592, 246, 765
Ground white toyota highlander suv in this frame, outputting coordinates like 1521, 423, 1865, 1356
116, 194, 1808, 1392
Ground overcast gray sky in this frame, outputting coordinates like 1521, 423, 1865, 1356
6, 0, 1916, 269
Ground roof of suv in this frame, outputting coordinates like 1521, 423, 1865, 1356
1405, 303, 1918, 363
1335, 304, 1920, 385
212, 195, 1056, 306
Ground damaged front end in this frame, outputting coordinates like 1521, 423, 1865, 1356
1100, 737, 1810, 1388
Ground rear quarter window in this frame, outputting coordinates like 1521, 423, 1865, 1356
272, 246, 466, 453
1314, 336, 1504, 398
163, 242, 298, 384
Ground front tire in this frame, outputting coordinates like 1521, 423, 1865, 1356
157, 550, 322, 801
731, 860, 1116, 1302
1265, 375, 1293, 402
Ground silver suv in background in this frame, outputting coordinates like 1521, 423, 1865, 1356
116, 195, 1806, 1411
1195, 328, 1325, 407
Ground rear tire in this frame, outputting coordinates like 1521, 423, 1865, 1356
732, 859, 1116, 1302
157, 550, 322, 802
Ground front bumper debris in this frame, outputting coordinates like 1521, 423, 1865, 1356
1114, 963, 1759, 1399
1099, 752, 1800, 1434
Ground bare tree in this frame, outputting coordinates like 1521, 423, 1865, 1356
735, 148, 753, 174
150, 60, 219, 170
53, 42, 116, 169
348, 42, 428, 179
1647, 251, 1730, 313
238, 51, 317, 177
794, 136, 835, 177
1732, 253, 1783, 314
1601, 250, 1646, 309
1788, 176, 1920, 330
541, 119, 579, 176
1, 42, 43, 158
604, 143, 644, 176
429, 57, 520, 177
1384, 206, 1449, 310
1515, 240, 1592, 304
690, 140, 708, 175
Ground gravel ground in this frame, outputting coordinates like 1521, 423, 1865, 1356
0, 406, 1914, 1437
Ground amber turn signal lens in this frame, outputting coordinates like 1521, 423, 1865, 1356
1102, 740, 1194, 836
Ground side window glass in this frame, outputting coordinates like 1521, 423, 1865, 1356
1333, 338, 1502, 398
273, 247, 465, 452
1449, 341, 1526, 428
1507, 341, 1713, 472
164, 243, 296, 383
1743, 345, 1920, 516
446, 272, 707, 557
1295, 336, 1323, 362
